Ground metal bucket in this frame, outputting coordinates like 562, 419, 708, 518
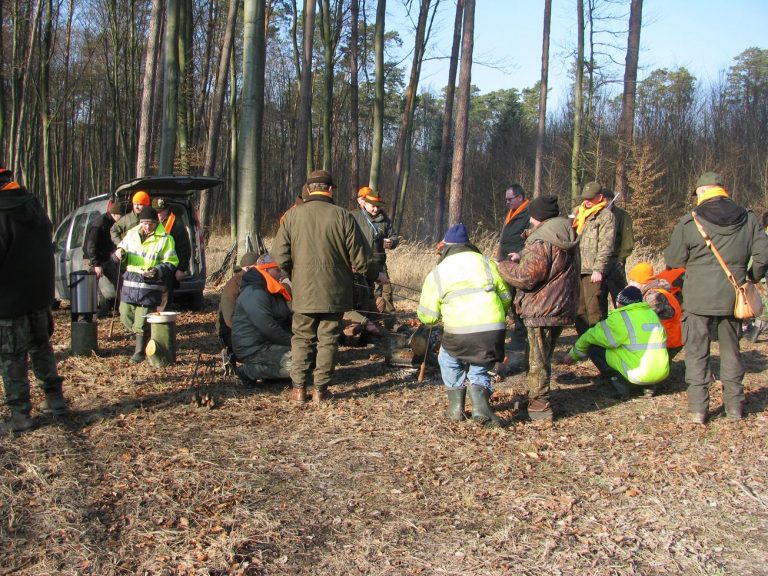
69, 270, 99, 316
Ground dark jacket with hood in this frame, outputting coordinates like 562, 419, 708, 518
498, 216, 580, 327
664, 197, 768, 316
0, 182, 55, 318
231, 268, 293, 361
84, 212, 117, 267
352, 208, 397, 270
272, 194, 374, 314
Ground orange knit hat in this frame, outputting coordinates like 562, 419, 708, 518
628, 262, 655, 284
132, 190, 150, 206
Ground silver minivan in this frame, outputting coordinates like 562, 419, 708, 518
53, 175, 222, 310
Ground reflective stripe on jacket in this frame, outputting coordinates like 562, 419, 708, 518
571, 301, 669, 385
118, 223, 178, 307
417, 246, 512, 363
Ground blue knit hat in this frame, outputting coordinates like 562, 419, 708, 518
443, 223, 469, 244
616, 286, 643, 307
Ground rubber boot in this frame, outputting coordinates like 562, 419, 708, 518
468, 385, 503, 428
130, 331, 147, 363
8, 411, 35, 433
289, 384, 307, 402
40, 384, 70, 417
444, 388, 467, 421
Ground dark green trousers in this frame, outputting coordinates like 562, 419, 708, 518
526, 326, 563, 400
0, 307, 63, 414
683, 312, 744, 415
290, 312, 343, 388
575, 274, 605, 335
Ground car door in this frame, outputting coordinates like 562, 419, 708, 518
53, 214, 74, 299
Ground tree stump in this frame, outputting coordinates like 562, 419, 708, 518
146, 312, 178, 367
71, 321, 98, 356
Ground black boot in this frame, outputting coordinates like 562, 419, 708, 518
7, 411, 35, 433
130, 332, 147, 363
468, 385, 503, 428
444, 388, 467, 421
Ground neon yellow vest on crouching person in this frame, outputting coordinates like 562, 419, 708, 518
570, 301, 669, 385
417, 248, 512, 362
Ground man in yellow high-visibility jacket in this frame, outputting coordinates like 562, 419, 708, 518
561, 286, 669, 399
418, 223, 512, 427
115, 206, 179, 362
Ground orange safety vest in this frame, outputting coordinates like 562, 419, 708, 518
163, 212, 176, 233
654, 287, 682, 349
656, 268, 684, 301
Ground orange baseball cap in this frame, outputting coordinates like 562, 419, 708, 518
628, 262, 655, 284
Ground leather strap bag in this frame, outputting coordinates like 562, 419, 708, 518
691, 212, 764, 320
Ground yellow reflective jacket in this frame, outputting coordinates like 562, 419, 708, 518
118, 223, 179, 307
570, 301, 669, 384
417, 245, 512, 363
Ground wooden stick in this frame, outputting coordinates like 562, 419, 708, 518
417, 324, 434, 383
108, 255, 124, 338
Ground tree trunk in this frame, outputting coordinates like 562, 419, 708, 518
433, 0, 463, 240
319, 0, 333, 171
447, 0, 474, 227
229, 48, 238, 242
158, 0, 180, 175
533, 0, 551, 199
349, 0, 360, 195
392, 0, 433, 231
176, 0, 193, 174
237, 0, 267, 253
137, 0, 163, 176
40, 0, 55, 221
200, 0, 239, 229
292, 0, 316, 195
570, 0, 585, 206
615, 0, 643, 200
368, 0, 386, 192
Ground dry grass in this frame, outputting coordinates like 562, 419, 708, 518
2, 234, 768, 575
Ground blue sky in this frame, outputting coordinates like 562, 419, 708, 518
388, 0, 767, 108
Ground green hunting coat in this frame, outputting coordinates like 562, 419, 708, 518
272, 195, 374, 314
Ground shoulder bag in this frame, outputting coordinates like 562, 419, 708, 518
691, 212, 763, 320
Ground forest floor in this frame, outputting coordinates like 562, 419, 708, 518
1, 290, 768, 576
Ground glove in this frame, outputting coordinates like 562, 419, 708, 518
142, 267, 160, 281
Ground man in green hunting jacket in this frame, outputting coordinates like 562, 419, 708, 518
664, 171, 768, 424
272, 170, 377, 403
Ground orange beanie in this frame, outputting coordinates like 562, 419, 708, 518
132, 190, 150, 206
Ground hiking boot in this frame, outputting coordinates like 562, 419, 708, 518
444, 388, 467, 421
468, 385, 503, 428
689, 412, 707, 425
609, 375, 631, 401
7, 412, 35, 433
130, 331, 147, 363
40, 391, 70, 417
289, 385, 307, 403
527, 398, 553, 421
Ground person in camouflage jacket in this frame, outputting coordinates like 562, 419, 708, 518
572, 182, 616, 334
498, 196, 579, 420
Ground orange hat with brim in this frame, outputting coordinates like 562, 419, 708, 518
628, 262, 655, 284
358, 186, 385, 206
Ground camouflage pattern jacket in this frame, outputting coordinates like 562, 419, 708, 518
576, 206, 616, 274
498, 217, 580, 327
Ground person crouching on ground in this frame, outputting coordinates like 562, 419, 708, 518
418, 223, 512, 427
627, 262, 683, 359
114, 206, 179, 363
560, 286, 669, 400
232, 253, 293, 383
497, 195, 579, 421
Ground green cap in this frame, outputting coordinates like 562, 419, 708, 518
695, 171, 722, 189
581, 181, 602, 200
